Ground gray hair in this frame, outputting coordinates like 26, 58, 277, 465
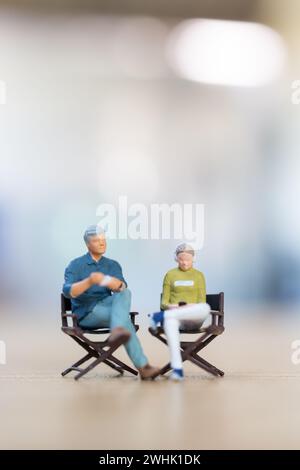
83, 224, 106, 245
175, 243, 195, 258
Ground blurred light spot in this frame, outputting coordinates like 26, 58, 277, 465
167, 19, 286, 87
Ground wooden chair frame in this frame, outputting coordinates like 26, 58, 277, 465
60, 294, 139, 380
148, 292, 225, 379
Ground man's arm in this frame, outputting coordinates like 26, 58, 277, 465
63, 259, 126, 299
70, 276, 93, 298
63, 262, 105, 299
107, 261, 127, 293
69, 272, 124, 298
63, 262, 80, 299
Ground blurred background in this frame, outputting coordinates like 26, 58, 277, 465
2, 0, 300, 452
0, 0, 299, 317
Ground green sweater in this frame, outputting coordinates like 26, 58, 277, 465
161, 267, 206, 310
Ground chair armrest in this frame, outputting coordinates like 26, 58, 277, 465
130, 311, 139, 325
62, 313, 78, 328
209, 310, 224, 328
210, 310, 224, 316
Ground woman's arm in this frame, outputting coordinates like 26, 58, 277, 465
161, 273, 171, 310
198, 272, 206, 303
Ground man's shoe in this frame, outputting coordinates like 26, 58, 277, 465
107, 327, 131, 347
138, 364, 161, 380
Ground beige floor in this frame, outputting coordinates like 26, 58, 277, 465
1, 306, 300, 449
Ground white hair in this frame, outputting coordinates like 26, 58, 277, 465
175, 243, 195, 259
83, 224, 106, 244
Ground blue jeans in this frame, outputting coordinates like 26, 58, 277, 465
79, 289, 148, 369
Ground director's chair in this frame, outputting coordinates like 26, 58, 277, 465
149, 292, 225, 379
61, 293, 139, 380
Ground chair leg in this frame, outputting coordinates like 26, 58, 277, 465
188, 354, 220, 376
63, 332, 139, 379
150, 362, 172, 379
103, 358, 124, 375
89, 341, 139, 376
149, 330, 224, 378
148, 328, 168, 345
106, 355, 138, 376
61, 353, 93, 376
74, 357, 106, 380
74, 340, 129, 380
180, 335, 224, 377
190, 353, 224, 376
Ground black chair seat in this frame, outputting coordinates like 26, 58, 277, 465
81, 328, 111, 334
81, 325, 139, 334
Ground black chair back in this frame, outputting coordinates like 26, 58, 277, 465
61, 293, 72, 313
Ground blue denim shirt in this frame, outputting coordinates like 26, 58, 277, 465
62, 252, 127, 320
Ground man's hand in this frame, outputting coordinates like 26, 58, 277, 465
89, 272, 105, 286
71, 271, 125, 298
70, 272, 105, 298
89, 271, 125, 291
